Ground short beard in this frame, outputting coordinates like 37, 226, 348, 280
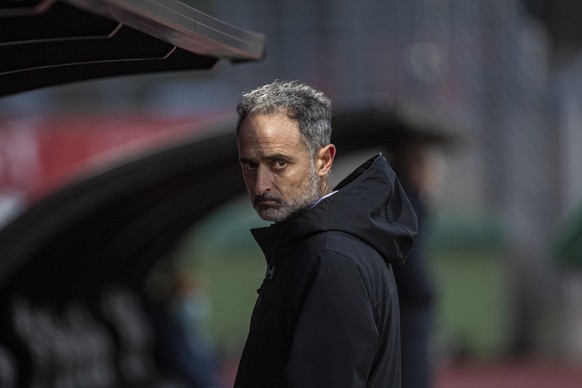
253, 163, 321, 222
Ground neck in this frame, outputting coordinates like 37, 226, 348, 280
319, 178, 332, 197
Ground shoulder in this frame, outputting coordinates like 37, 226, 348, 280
305, 231, 383, 265
295, 231, 389, 284
300, 233, 397, 307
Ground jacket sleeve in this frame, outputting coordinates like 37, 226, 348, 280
285, 251, 380, 388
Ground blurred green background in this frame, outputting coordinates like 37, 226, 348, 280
159, 196, 510, 362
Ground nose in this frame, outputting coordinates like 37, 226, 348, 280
252, 165, 272, 195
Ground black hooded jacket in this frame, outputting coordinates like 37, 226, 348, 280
234, 154, 418, 388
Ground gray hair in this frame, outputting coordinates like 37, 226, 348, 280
236, 80, 333, 155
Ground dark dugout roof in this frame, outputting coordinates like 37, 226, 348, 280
0, 109, 457, 301
0, 0, 265, 97
0, 107, 458, 382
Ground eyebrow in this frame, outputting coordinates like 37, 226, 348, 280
266, 152, 292, 161
240, 152, 292, 163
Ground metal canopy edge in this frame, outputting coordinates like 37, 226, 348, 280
65, 0, 265, 60
0, 0, 265, 96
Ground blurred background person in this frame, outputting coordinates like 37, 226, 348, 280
151, 269, 221, 388
388, 117, 451, 388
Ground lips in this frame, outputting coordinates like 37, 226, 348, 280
253, 194, 282, 207
254, 199, 279, 207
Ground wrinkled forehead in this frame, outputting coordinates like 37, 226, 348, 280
238, 113, 302, 145
239, 111, 317, 154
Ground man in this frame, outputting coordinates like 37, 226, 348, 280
390, 143, 439, 388
389, 124, 451, 388
234, 80, 418, 388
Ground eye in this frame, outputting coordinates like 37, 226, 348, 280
272, 159, 287, 170
241, 160, 258, 171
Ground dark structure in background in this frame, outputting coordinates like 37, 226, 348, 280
522, 0, 582, 62
0, 0, 264, 97
0, 101, 450, 386
0, 1, 265, 386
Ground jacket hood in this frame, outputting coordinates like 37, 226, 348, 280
252, 153, 418, 266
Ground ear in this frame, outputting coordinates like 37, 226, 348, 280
316, 144, 336, 176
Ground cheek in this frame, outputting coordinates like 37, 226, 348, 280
280, 171, 308, 194
241, 173, 254, 191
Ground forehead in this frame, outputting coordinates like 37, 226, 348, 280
237, 113, 307, 153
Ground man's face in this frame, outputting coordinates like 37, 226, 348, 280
237, 112, 322, 222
